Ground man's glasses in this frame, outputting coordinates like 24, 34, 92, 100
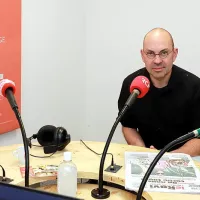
144, 49, 173, 59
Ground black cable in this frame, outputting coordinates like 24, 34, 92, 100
0, 165, 6, 181
31, 144, 62, 148
30, 151, 56, 158
80, 139, 114, 163
28, 133, 59, 158
110, 156, 114, 170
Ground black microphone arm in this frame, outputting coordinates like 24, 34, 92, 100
5, 89, 30, 187
91, 90, 140, 199
136, 129, 200, 200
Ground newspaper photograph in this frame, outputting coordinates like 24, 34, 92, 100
125, 152, 200, 193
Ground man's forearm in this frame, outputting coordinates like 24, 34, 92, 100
122, 127, 145, 147
171, 138, 200, 156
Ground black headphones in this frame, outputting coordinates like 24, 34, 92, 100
28, 125, 71, 154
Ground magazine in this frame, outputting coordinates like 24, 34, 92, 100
20, 165, 58, 178
125, 152, 200, 193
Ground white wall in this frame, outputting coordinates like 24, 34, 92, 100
0, 0, 86, 145
1, 0, 200, 146
84, 0, 200, 143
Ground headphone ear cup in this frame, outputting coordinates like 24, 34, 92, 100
55, 127, 71, 151
37, 125, 57, 146
54, 127, 61, 146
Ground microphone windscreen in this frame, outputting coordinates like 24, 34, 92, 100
0, 79, 16, 97
130, 76, 150, 98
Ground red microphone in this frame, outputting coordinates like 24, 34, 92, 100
125, 76, 150, 107
130, 75, 150, 98
0, 79, 17, 110
0, 79, 16, 97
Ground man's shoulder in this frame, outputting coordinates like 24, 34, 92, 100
174, 65, 200, 85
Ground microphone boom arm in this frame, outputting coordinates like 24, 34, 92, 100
91, 105, 129, 198
5, 89, 29, 187
91, 91, 139, 199
91, 75, 150, 199
136, 131, 198, 200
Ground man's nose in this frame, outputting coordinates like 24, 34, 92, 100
154, 55, 162, 64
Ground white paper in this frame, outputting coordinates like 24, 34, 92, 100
125, 152, 200, 194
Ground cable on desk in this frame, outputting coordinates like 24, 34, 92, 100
30, 151, 56, 158
80, 139, 114, 167
29, 143, 57, 158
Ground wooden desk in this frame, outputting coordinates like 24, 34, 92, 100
0, 141, 200, 200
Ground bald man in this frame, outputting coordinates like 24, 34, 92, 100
118, 28, 200, 156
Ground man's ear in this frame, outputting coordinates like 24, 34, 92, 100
172, 48, 178, 62
141, 49, 145, 63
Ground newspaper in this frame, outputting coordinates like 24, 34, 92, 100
125, 152, 200, 193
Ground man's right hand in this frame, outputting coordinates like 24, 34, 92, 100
122, 126, 145, 147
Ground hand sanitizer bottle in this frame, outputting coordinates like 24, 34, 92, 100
57, 152, 77, 197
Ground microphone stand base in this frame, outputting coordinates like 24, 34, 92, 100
91, 188, 110, 199
0, 177, 13, 183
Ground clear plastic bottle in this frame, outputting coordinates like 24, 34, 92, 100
57, 152, 77, 197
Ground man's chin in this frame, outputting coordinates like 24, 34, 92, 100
150, 72, 166, 80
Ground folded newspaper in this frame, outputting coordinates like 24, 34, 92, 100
125, 152, 200, 193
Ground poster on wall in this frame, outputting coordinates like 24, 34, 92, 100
0, 0, 21, 134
